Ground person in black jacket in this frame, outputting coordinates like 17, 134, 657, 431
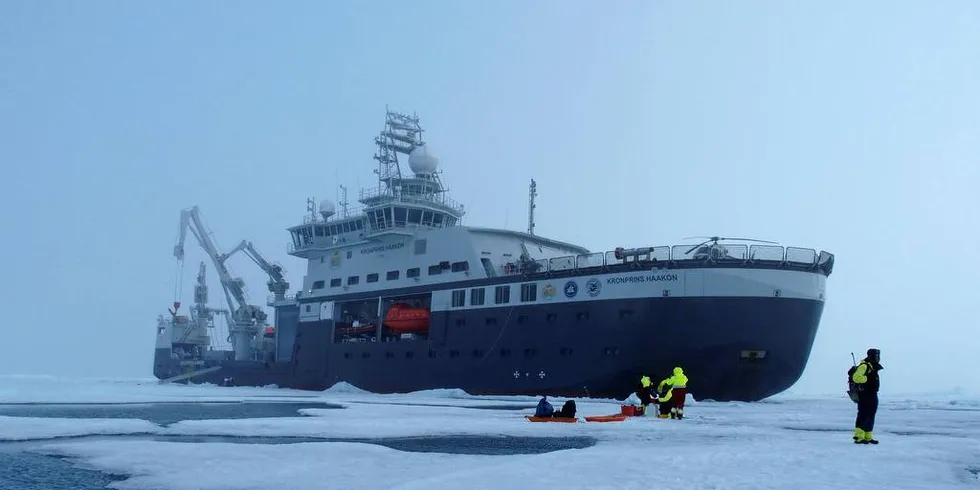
851, 348, 883, 444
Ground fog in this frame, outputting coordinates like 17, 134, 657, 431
1, 1, 977, 396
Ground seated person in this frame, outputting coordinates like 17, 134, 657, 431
553, 399, 577, 418
535, 396, 554, 417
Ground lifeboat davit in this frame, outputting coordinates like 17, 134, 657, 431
383, 303, 430, 333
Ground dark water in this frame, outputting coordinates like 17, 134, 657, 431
0, 401, 342, 426
0, 452, 125, 490
0, 401, 593, 489
352, 400, 537, 411
140, 433, 595, 455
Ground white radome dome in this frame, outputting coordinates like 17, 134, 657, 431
408, 144, 439, 175
319, 199, 336, 218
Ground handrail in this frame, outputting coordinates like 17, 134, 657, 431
358, 186, 465, 214
266, 293, 298, 307
501, 243, 834, 277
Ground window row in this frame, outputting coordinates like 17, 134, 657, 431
341, 346, 582, 360
448, 310, 633, 326
450, 282, 538, 307
311, 260, 470, 290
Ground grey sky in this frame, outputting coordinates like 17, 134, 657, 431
1, 1, 977, 395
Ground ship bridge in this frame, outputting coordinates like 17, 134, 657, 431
286, 109, 464, 259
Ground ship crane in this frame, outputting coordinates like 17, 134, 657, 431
173, 205, 267, 361
223, 240, 290, 303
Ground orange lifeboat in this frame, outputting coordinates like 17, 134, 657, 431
383, 303, 430, 333
263, 326, 275, 338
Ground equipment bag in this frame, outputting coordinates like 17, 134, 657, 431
846, 364, 860, 403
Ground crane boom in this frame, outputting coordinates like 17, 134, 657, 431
243, 241, 290, 300
218, 240, 290, 301
172, 205, 266, 361
173, 206, 249, 315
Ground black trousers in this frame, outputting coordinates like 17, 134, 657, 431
855, 392, 879, 433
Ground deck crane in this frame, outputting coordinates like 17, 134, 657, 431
221, 240, 290, 304
173, 205, 267, 361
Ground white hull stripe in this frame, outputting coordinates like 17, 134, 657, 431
297, 268, 826, 321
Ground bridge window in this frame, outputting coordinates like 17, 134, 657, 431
408, 209, 422, 224
451, 290, 466, 308
428, 265, 442, 275
494, 285, 510, 304
315, 226, 324, 237
451, 261, 469, 272
433, 213, 444, 227
312, 280, 325, 290
387, 270, 400, 280
407, 267, 420, 278
520, 283, 537, 302
470, 288, 485, 306
330, 278, 341, 287
347, 276, 359, 286
366, 273, 379, 283
393, 207, 407, 227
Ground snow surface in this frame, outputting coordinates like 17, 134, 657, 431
2, 376, 980, 489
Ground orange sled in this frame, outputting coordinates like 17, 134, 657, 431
525, 415, 578, 423
584, 414, 628, 422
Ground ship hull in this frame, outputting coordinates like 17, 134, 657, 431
153, 294, 823, 402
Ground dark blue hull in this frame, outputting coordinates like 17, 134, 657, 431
154, 295, 823, 402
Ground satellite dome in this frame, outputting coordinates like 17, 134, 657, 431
408, 144, 439, 175
319, 199, 336, 219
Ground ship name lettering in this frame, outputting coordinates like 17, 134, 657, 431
360, 242, 406, 254
606, 273, 678, 285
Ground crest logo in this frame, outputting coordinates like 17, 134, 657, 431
330, 251, 341, 267
564, 281, 578, 298
542, 284, 556, 298
586, 277, 602, 297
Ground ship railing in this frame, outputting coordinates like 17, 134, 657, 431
301, 205, 367, 224
358, 186, 465, 214
266, 293, 298, 307
500, 243, 834, 277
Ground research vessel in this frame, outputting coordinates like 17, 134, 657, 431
153, 108, 835, 402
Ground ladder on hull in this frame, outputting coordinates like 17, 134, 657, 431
158, 365, 223, 384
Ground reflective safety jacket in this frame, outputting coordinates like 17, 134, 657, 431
851, 360, 882, 393
640, 376, 651, 388
657, 367, 688, 392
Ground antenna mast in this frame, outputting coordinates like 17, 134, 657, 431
373, 106, 424, 199
306, 197, 317, 222
338, 185, 349, 218
527, 178, 537, 235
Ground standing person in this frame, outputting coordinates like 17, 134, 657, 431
637, 375, 654, 415
851, 348, 882, 444
657, 367, 689, 419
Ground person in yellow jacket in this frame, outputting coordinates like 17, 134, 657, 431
851, 348, 882, 444
657, 367, 688, 419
